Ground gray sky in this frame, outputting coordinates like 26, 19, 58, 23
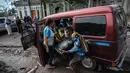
0, 0, 5, 5
0, 0, 16, 5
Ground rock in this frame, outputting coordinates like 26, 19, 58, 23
0, 51, 3, 54
20, 67, 26, 71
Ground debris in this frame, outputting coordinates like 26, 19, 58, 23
0, 61, 17, 73
20, 67, 26, 71
27, 65, 38, 73
107, 67, 123, 71
0, 45, 22, 48
37, 61, 42, 67
0, 47, 23, 56
0, 51, 3, 54
27, 61, 42, 73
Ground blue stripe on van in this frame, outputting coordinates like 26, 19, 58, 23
95, 42, 110, 47
85, 40, 110, 46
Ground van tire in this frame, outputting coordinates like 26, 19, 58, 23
81, 57, 96, 70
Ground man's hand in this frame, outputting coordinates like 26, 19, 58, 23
60, 50, 68, 54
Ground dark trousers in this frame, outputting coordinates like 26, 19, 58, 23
18, 25, 21, 33
48, 46, 54, 66
16, 24, 22, 33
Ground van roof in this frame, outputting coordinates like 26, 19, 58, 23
44, 5, 118, 19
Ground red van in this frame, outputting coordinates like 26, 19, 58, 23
20, 5, 128, 71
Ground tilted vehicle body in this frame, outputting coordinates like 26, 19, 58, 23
20, 5, 128, 71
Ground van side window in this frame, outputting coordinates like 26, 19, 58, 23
75, 16, 106, 36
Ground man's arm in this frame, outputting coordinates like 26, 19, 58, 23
43, 28, 50, 53
68, 38, 80, 53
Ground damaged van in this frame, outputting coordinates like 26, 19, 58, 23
20, 5, 128, 72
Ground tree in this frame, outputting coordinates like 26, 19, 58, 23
0, 5, 6, 12
0, 5, 7, 17
65, 0, 88, 10
0, 5, 8, 17
0, 12, 6, 17
12, 0, 18, 8
8, 8, 16, 16
4, 0, 10, 17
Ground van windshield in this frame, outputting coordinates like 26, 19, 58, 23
75, 15, 106, 36
0, 19, 5, 24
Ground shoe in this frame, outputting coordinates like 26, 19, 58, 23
66, 66, 73, 70
47, 65, 56, 69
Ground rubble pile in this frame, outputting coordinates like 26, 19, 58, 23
0, 47, 23, 56
0, 61, 17, 73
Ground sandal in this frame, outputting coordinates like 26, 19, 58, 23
66, 66, 73, 70
48, 65, 56, 69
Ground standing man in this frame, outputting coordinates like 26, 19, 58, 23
16, 16, 22, 33
24, 16, 27, 23
26, 16, 32, 24
5, 19, 12, 35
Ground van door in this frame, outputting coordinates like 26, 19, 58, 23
20, 23, 36, 50
20, 23, 47, 67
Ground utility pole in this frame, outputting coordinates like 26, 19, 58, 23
40, 0, 43, 18
96, 0, 100, 6
88, 0, 91, 8
5, 0, 9, 18
28, 0, 32, 17
43, 0, 47, 16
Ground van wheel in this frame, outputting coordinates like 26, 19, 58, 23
81, 57, 96, 70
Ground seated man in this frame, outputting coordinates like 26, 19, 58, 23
54, 19, 66, 44
61, 26, 88, 70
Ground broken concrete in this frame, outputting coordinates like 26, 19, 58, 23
0, 61, 17, 73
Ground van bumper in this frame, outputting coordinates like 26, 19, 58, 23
93, 45, 128, 67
